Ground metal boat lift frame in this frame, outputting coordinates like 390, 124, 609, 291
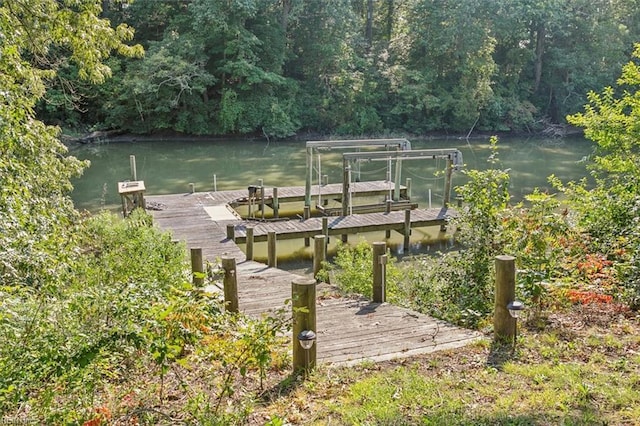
341, 148, 463, 216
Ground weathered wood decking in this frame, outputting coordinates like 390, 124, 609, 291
146, 187, 481, 365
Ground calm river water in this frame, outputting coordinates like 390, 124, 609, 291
69, 136, 594, 262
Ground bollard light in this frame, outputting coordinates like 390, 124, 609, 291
507, 300, 525, 318
298, 330, 316, 350
297, 330, 316, 378
506, 300, 525, 352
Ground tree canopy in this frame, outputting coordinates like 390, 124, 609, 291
0, 0, 142, 287
40, 0, 640, 136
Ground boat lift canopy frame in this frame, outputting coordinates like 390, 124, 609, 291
341, 148, 463, 216
304, 139, 412, 209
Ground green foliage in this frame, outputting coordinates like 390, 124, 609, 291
501, 190, 572, 313
317, 240, 403, 303
560, 43, 640, 308
0, 211, 291, 423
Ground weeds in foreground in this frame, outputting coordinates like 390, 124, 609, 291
256, 305, 640, 425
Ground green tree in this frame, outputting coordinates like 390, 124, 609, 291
564, 42, 640, 308
0, 0, 142, 288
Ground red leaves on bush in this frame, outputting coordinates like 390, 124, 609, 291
567, 290, 613, 305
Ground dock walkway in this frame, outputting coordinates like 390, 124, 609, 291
145, 188, 481, 365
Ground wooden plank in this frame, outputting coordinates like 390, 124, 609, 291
145, 185, 481, 366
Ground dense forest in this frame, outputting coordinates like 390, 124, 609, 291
39, 0, 640, 137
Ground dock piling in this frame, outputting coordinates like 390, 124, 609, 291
246, 226, 254, 260
404, 209, 411, 252
494, 255, 517, 343
222, 257, 239, 313
190, 248, 204, 286
267, 231, 277, 267
372, 242, 387, 303
292, 278, 317, 375
313, 235, 327, 280
226, 224, 235, 241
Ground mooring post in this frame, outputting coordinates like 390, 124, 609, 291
322, 174, 328, 186
130, 155, 137, 181
494, 255, 517, 343
404, 209, 411, 251
303, 205, 311, 220
322, 216, 329, 248
406, 177, 412, 201
246, 226, 254, 260
189, 182, 195, 194
272, 187, 279, 218
372, 242, 387, 303
267, 231, 277, 268
190, 248, 204, 286
221, 256, 239, 313
213, 174, 217, 192
292, 278, 317, 375
313, 235, 327, 280
226, 224, 235, 241
258, 179, 265, 219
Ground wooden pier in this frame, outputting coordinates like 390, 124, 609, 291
145, 185, 481, 366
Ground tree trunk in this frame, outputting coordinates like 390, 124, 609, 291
534, 23, 546, 93
366, 0, 374, 48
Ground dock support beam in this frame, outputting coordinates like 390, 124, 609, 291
372, 242, 387, 303
246, 227, 254, 260
494, 255, 516, 343
313, 235, 327, 280
404, 209, 411, 251
322, 217, 329, 248
292, 278, 317, 375
190, 248, 204, 286
222, 257, 239, 313
267, 231, 277, 268
226, 224, 235, 241
273, 187, 279, 218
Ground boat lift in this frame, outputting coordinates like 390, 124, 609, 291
341, 148, 464, 216
304, 139, 412, 215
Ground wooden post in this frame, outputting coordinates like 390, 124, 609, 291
322, 217, 329, 247
372, 242, 387, 303
292, 278, 317, 375
341, 234, 348, 243
226, 224, 235, 241
130, 155, 137, 181
303, 205, 311, 220
342, 160, 351, 217
494, 255, 516, 342
406, 177, 412, 200
222, 257, 239, 313
385, 199, 392, 238
313, 235, 327, 280
267, 231, 277, 268
404, 209, 411, 251
259, 180, 265, 219
246, 226, 254, 260
443, 158, 453, 207
189, 183, 195, 194
322, 174, 328, 186
190, 248, 204, 286
213, 174, 217, 192
272, 187, 279, 218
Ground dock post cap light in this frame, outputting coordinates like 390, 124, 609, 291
507, 300, 525, 318
298, 330, 316, 350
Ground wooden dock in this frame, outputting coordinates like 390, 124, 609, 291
145, 187, 481, 365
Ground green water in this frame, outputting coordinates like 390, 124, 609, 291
70, 136, 594, 211
69, 136, 594, 265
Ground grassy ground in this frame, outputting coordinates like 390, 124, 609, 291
251, 303, 640, 425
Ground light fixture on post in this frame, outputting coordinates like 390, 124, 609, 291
297, 330, 316, 378
506, 300, 525, 351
